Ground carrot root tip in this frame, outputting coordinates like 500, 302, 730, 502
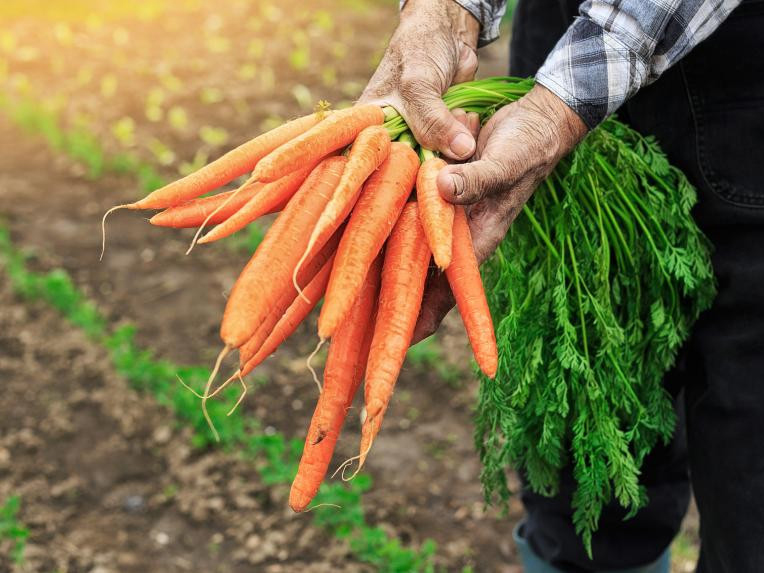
306, 338, 325, 394
100, 204, 132, 261
201, 345, 233, 442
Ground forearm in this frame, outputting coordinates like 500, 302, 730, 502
537, 0, 741, 128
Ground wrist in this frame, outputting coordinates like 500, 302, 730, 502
401, 0, 479, 50
518, 84, 588, 164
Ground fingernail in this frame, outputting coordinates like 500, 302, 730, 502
437, 168, 458, 197
448, 132, 474, 158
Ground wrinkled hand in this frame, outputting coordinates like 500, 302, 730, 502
358, 0, 481, 160
412, 84, 588, 343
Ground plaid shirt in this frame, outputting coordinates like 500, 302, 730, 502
441, 1, 741, 127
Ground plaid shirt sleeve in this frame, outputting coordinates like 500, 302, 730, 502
536, 0, 741, 128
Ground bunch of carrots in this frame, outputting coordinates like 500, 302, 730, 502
104, 90, 505, 512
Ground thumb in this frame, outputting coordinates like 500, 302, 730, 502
400, 86, 476, 160
436, 155, 512, 205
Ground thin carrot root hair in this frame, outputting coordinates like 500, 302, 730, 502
306, 338, 325, 394
331, 419, 376, 482
186, 184, 247, 255
100, 204, 132, 261
292, 247, 312, 304
201, 344, 232, 442
226, 371, 247, 417
176, 374, 205, 399
301, 502, 342, 513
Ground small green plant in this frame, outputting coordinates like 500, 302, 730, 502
0, 495, 29, 565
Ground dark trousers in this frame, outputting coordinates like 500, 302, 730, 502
510, 1, 764, 571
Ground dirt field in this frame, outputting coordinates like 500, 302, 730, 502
0, 1, 698, 571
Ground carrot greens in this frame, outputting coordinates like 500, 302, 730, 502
473, 107, 716, 555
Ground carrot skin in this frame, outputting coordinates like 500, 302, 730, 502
239, 253, 335, 376
289, 256, 381, 512
252, 104, 384, 183
149, 182, 266, 228
198, 166, 312, 244
446, 207, 498, 378
364, 203, 431, 422
132, 112, 324, 210
238, 229, 342, 368
298, 125, 391, 291
318, 142, 418, 340
221, 156, 347, 349
417, 157, 454, 270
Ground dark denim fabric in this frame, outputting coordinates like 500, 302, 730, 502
510, 1, 764, 571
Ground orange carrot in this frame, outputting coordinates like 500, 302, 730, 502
149, 182, 268, 228
130, 112, 324, 210
446, 207, 498, 378
239, 253, 335, 376
237, 229, 342, 368
252, 104, 384, 183
220, 156, 346, 349
363, 202, 431, 424
198, 165, 313, 244
317, 142, 418, 340
294, 125, 390, 299
416, 156, 454, 269
289, 255, 381, 512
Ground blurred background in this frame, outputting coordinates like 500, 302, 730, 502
0, 1, 697, 571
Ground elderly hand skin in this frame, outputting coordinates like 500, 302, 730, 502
360, 0, 588, 342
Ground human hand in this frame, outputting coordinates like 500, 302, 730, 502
412, 84, 588, 343
359, 0, 481, 160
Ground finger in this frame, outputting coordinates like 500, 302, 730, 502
466, 112, 480, 140
452, 41, 478, 84
398, 81, 476, 160
451, 108, 468, 129
436, 154, 515, 205
411, 272, 455, 345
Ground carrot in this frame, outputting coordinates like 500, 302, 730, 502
317, 142, 418, 340
252, 104, 384, 183
220, 156, 346, 350
294, 125, 391, 301
129, 112, 324, 210
446, 207, 498, 378
289, 255, 381, 512
239, 252, 335, 377
198, 165, 312, 244
416, 156, 454, 269
237, 229, 342, 371
149, 182, 269, 228
363, 202, 431, 426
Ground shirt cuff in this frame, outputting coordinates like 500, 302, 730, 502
535, 17, 647, 129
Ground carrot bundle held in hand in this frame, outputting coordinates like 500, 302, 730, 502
317, 142, 419, 340
446, 207, 498, 378
252, 104, 385, 183
360, 203, 431, 467
289, 255, 381, 512
416, 156, 454, 270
